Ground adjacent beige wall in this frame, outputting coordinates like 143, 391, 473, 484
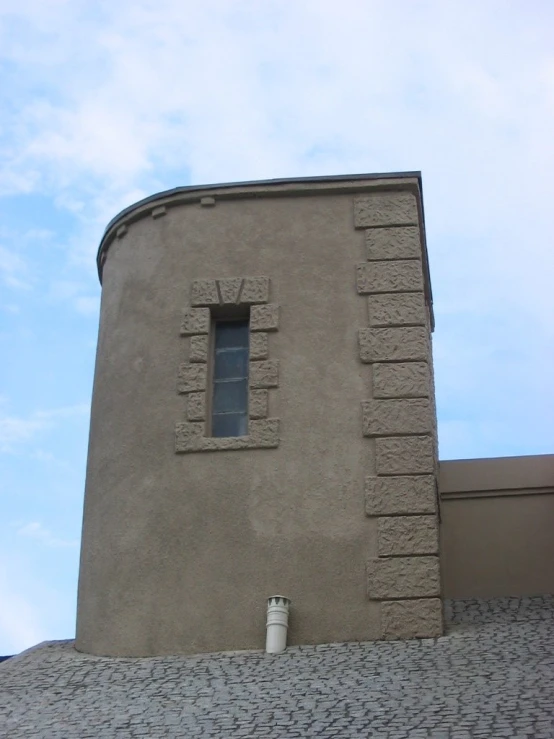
76, 176, 441, 656
440, 455, 554, 598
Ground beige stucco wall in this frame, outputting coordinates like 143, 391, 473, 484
440, 455, 554, 598
76, 176, 441, 656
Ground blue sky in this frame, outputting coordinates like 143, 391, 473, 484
1, 0, 553, 655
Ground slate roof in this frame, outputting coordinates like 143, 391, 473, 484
1, 597, 553, 738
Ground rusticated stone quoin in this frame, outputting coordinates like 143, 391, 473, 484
373, 362, 430, 399
249, 389, 269, 419
353, 193, 418, 228
375, 435, 435, 475
381, 598, 443, 639
365, 475, 436, 517
250, 304, 279, 332
362, 398, 432, 437
241, 276, 270, 305
175, 418, 279, 452
180, 308, 210, 336
368, 293, 426, 327
356, 261, 423, 295
367, 556, 440, 600
366, 226, 421, 261
250, 360, 279, 389
187, 392, 206, 421
190, 279, 219, 307
189, 335, 209, 363
177, 364, 207, 394
249, 332, 269, 360
377, 515, 439, 556
359, 327, 428, 363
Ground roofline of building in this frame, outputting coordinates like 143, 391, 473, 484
95, 171, 433, 327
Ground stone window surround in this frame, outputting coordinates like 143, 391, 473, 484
175, 276, 280, 453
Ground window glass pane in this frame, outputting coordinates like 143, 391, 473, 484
212, 413, 248, 438
215, 321, 249, 349
213, 379, 248, 413
213, 348, 248, 380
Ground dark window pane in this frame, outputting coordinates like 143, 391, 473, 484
212, 413, 248, 438
214, 348, 248, 380
215, 321, 249, 349
213, 379, 247, 413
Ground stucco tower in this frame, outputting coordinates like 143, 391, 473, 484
76, 173, 442, 657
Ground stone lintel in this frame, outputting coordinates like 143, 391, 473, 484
175, 418, 279, 452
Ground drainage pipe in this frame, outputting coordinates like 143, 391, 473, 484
265, 596, 291, 654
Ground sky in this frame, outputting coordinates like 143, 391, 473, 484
1, 0, 553, 655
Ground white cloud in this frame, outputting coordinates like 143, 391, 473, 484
16, 521, 78, 548
0, 403, 89, 452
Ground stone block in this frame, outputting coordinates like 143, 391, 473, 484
116, 224, 127, 238
356, 261, 423, 295
241, 276, 270, 304
187, 392, 206, 421
373, 362, 430, 398
368, 293, 426, 327
218, 278, 243, 305
180, 308, 210, 336
177, 364, 207, 394
175, 418, 280, 452
151, 205, 167, 219
367, 556, 440, 600
354, 193, 418, 228
365, 475, 436, 516
377, 516, 439, 556
249, 332, 269, 360
362, 399, 433, 437
249, 389, 269, 419
251, 304, 279, 332
366, 226, 421, 261
250, 360, 279, 389
381, 599, 443, 639
190, 279, 219, 307
359, 327, 428, 363
200, 196, 215, 207
375, 435, 435, 475
189, 335, 209, 363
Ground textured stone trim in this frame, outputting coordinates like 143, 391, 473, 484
356, 261, 423, 295
250, 360, 279, 389
177, 277, 279, 453
189, 335, 209, 363
359, 327, 428, 363
175, 419, 279, 452
177, 364, 207, 394
373, 362, 430, 399
368, 293, 426, 327
249, 332, 269, 360
241, 277, 270, 305
354, 193, 418, 228
249, 389, 269, 419
367, 556, 440, 600
381, 598, 443, 639
116, 224, 127, 238
375, 436, 435, 475
366, 226, 421, 261
191, 277, 271, 307
187, 392, 206, 421
362, 399, 432, 437
200, 196, 215, 207
180, 308, 211, 336
152, 205, 167, 219
250, 304, 279, 332
377, 515, 439, 556
365, 475, 437, 517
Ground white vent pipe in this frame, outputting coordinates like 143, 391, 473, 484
265, 596, 291, 654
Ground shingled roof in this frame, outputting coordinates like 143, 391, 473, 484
1, 597, 553, 738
